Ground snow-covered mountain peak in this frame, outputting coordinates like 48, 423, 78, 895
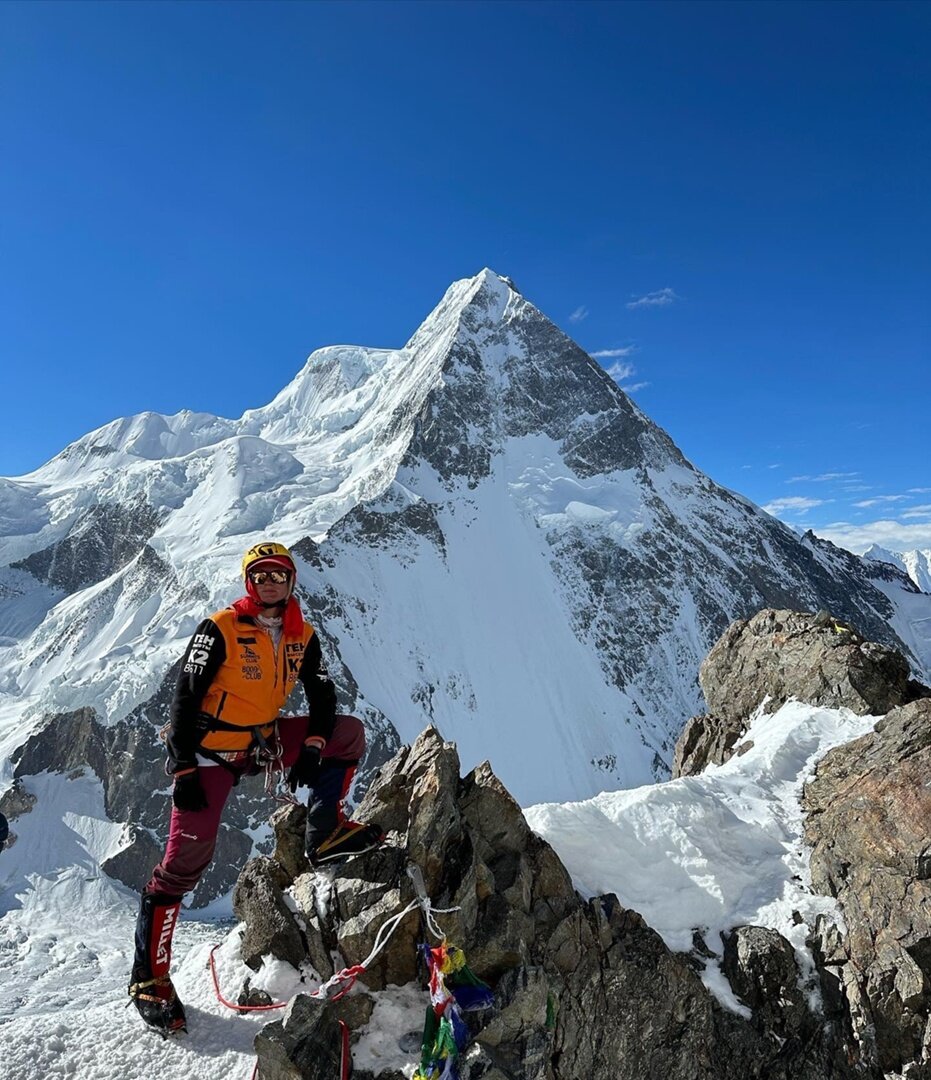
403, 268, 515, 349
863, 544, 931, 593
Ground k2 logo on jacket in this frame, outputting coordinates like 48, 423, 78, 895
184, 632, 216, 674
285, 642, 305, 680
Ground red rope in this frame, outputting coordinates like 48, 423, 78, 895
209, 945, 289, 1012
327, 964, 366, 1002
209, 944, 365, 1080
210, 945, 367, 1011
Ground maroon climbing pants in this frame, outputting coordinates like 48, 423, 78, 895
145, 714, 365, 897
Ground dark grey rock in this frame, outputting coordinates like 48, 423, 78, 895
702, 609, 915, 724
721, 926, 810, 1040
11, 497, 162, 593
240, 727, 864, 1080
474, 966, 551, 1079
672, 713, 746, 779
271, 803, 311, 882
0, 778, 37, 821
254, 993, 343, 1080
331, 991, 375, 1031
233, 857, 304, 971
239, 981, 275, 1009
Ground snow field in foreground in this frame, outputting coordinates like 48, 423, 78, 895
525, 700, 877, 1014
0, 771, 428, 1080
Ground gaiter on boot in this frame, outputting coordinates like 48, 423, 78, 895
128, 891, 187, 1034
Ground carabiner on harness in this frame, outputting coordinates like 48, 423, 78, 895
256, 719, 300, 806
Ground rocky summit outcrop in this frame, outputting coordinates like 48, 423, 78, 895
804, 697, 931, 1078
234, 728, 856, 1080
674, 608, 928, 778
670, 608, 931, 1077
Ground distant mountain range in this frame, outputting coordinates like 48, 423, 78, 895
863, 544, 931, 594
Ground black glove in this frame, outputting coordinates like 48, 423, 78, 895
172, 770, 208, 812
288, 744, 322, 793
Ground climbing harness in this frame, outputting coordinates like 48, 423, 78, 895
160, 713, 301, 805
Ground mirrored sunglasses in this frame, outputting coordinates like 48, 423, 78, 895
249, 569, 292, 585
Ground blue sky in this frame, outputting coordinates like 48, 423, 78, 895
2, 1, 929, 553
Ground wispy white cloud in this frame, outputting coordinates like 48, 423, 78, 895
767, 463, 782, 470
909, 487, 931, 494
590, 346, 636, 359
788, 472, 859, 483
902, 505, 931, 519
569, 305, 589, 323
627, 287, 680, 310
762, 496, 827, 516
853, 495, 910, 508
598, 357, 648, 393
814, 519, 931, 556
605, 361, 635, 381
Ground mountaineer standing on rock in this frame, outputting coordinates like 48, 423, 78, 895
128, 540, 384, 1035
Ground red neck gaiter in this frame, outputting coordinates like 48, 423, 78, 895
231, 594, 304, 637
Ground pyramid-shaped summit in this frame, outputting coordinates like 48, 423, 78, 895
1, 270, 929, 820
394, 268, 688, 492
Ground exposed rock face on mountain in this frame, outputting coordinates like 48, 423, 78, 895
804, 698, 931, 1078
235, 728, 857, 1080
3, 270, 931, 900
10, 497, 163, 593
0, 778, 35, 850
673, 608, 928, 778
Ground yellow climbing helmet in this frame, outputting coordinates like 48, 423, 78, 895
241, 541, 296, 579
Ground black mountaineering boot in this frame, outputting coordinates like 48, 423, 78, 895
305, 761, 385, 866
129, 891, 187, 1036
